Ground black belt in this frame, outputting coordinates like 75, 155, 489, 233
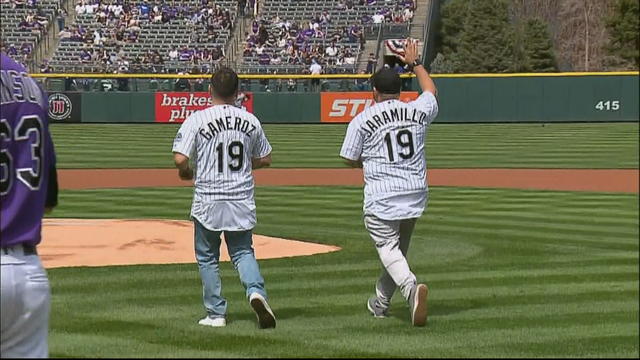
1, 243, 37, 256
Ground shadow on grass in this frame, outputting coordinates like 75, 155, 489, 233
388, 300, 483, 323
229, 299, 483, 323
231, 302, 366, 322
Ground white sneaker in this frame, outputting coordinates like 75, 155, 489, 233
198, 316, 226, 327
249, 293, 276, 329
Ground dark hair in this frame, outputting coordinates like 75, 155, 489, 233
210, 66, 238, 98
371, 67, 401, 94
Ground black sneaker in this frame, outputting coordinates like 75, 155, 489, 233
249, 293, 276, 329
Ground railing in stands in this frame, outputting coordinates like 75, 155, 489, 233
28, 71, 639, 94
372, 23, 383, 73
421, 0, 440, 68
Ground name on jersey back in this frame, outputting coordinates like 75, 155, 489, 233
362, 106, 427, 138
198, 116, 257, 140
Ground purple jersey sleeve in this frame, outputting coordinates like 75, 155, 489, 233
0, 53, 56, 247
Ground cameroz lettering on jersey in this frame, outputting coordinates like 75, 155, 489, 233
198, 116, 257, 140
172, 104, 272, 231
362, 107, 427, 137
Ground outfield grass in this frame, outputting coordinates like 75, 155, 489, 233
50, 123, 639, 169
47, 186, 639, 358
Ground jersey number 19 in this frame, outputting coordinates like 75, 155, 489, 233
383, 129, 415, 162
216, 141, 244, 172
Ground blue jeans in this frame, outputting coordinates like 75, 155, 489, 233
193, 219, 267, 317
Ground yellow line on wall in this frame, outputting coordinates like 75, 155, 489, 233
29, 71, 639, 79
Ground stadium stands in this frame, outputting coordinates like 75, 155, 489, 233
1, 0, 63, 71
238, 0, 416, 74
1, 0, 417, 76
48, 0, 237, 73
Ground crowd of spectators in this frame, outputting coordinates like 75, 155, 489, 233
169, 45, 225, 64
112, 47, 221, 73
3, 0, 57, 36
2, 0, 41, 9
1, 41, 34, 69
340, 0, 416, 24
242, 0, 416, 72
1, 0, 69, 71
55, 0, 233, 73
10, 5, 51, 38
1, 1, 39, 67
243, 14, 364, 69
63, 44, 227, 73
72, 0, 232, 29
70, 43, 130, 72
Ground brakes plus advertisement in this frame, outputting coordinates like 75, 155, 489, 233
321, 92, 419, 123
155, 92, 253, 123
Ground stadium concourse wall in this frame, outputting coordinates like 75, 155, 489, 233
39, 73, 639, 124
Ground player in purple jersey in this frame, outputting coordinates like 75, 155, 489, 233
0, 53, 59, 358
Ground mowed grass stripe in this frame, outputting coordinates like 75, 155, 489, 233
55, 287, 638, 325
47, 185, 638, 357
50, 123, 639, 169
51, 186, 639, 248
49, 332, 251, 358
325, 326, 638, 358
49, 261, 637, 291
427, 214, 639, 237
465, 210, 639, 227
422, 222, 638, 248
50, 277, 637, 327
439, 300, 637, 320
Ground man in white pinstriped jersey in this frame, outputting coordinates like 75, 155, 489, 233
340, 39, 439, 326
172, 67, 276, 329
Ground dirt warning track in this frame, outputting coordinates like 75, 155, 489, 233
58, 168, 639, 193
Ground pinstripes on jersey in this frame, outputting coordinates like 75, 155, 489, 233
340, 92, 439, 220
172, 104, 271, 230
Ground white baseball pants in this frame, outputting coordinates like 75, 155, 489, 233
1, 246, 50, 358
364, 214, 418, 308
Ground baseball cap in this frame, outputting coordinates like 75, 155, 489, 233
371, 67, 401, 94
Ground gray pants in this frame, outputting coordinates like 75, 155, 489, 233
1, 246, 50, 358
364, 214, 418, 308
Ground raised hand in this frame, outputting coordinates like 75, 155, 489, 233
397, 38, 418, 65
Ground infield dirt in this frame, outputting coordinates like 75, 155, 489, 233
40, 219, 341, 269
59, 168, 639, 193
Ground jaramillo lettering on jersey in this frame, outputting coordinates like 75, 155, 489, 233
340, 92, 439, 221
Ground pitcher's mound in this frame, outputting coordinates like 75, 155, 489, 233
40, 219, 341, 269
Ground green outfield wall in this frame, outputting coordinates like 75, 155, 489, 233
81, 93, 156, 123
253, 93, 320, 123
46, 75, 639, 123
433, 75, 639, 122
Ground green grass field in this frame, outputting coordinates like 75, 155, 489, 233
51, 123, 639, 169
46, 123, 639, 358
